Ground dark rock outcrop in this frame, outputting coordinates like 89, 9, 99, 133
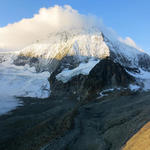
85, 58, 135, 92
138, 53, 150, 71
50, 57, 135, 101
13, 55, 39, 67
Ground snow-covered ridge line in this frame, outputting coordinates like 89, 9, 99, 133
56, 59, 100, 83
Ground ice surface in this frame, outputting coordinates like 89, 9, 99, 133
129, 84, 140, 91
56, 59, 99, 83
97, 88, 116, 99
0, 53, 50, 115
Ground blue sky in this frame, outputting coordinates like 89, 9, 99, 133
0, 0, 149, 51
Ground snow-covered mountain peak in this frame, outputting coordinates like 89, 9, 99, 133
16, 27, 150, 73
16, 28, 110, 72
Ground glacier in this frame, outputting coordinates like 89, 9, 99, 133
0, 52, 50, 115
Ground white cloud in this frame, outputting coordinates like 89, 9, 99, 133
0, 5, 98, 50
119, 37, 138, 48
0, 5, 139, 51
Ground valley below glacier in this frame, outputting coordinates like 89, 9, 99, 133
1, 89, 150, 150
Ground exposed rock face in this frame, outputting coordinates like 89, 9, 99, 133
103, 34, 150, 70
138, 53, 150, 71
0, 55, 5, 63
13, 55, 60, 72
13, 55, 39, 66
50, 57, 135, 101
49, 56, 85, 98
85, 58, 135, 92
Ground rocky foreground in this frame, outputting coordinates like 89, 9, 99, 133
1, 90, 150, 150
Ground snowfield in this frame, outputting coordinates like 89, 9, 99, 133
0, 53, 50, 115
56, 59, 99, 83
